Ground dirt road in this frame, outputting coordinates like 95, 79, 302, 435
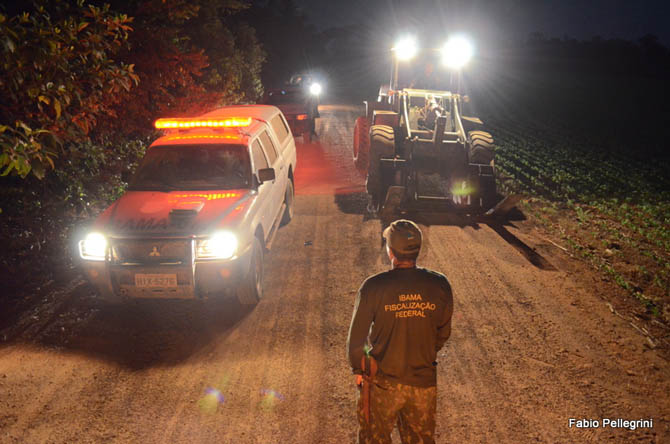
1, 104, 668, 443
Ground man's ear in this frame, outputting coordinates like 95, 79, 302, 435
385, 244, 395, 265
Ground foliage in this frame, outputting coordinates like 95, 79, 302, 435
0, 1, 137, 179
0, 0, 266, 294
491, 114, 670, 321
110, 0, 266, 135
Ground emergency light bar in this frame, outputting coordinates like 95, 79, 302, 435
154, 117, 253, 129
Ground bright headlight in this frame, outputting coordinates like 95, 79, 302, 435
393, 36, 418, 61
196, 231, 238, 260
79, 232, 108, 261
442, 35, 473, 69
309, 82, 322, 95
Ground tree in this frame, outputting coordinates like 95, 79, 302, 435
0, 1, 137, 179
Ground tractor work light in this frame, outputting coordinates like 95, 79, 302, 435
79, 232, 108, 261
309, 82, 322, 95
196, 230, 238, 260
442, 35, 473, 69
393, 36, 418, 61
154, 117, 253, 129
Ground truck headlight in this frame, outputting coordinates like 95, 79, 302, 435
309, 82, 322, 95
196, 231, 238, 260
442, 35, 473, 69
79, 232, 108, 261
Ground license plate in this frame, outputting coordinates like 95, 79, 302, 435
135, 274, 178, 288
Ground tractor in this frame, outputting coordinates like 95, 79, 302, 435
353, 35, 516, 217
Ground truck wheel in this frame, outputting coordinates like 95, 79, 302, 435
367, 124, 395, 208
236, 237, 263, 305
353, 116, 370, 171
468, 130, 495, 166
280, 179, 294, 226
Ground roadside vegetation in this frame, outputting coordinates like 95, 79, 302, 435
477, 35, 670, 328
0, 0, 325, 306
0, 0, 267, 298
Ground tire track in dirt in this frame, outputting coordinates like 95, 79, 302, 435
1, 103, 668, 444
425, 222, 669, 442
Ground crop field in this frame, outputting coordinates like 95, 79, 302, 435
489, 114, 670, 326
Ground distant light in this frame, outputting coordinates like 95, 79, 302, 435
442, 35, 474, 69
309, 82, 322, 95
393, 36, 418, 61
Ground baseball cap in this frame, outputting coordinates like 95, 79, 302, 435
383, 219, 422, 256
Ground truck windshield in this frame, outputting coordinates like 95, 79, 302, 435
128, 144, 252, 191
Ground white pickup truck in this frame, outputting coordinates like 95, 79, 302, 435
78, 105, 297, 305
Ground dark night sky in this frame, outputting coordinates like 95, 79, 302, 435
295, 0, 670, 45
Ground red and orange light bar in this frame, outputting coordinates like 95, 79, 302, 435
154, 117, 253, 129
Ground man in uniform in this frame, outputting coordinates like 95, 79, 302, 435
347, 219, 454, 444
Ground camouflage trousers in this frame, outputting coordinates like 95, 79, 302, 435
357, 376, 437, 444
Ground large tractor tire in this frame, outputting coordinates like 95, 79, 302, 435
353, 116, 370, 171
468, 130, 495, 166
467, 131, 497, 209
367, 125, 395, 209
236, 236, 264, 305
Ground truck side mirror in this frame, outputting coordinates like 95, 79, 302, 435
257, 168, 276, 184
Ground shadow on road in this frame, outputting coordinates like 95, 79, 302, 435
345, 196, 553, 271
487, 222, 557, 271
1, 280, 253, 370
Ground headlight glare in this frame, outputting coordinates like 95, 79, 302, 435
196, 231, 238, 259
393, 36, 418, 61
309, 82, 322, 95
79, 232, 108, 261
442, 35, 473, 69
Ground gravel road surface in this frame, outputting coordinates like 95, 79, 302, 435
1, 104, 668, 443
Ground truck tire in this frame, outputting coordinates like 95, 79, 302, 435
280, 179, 294, 226
468, 130, 495, 166
367, 125, 395, 208
353, 116, 370, 171
236, 236, 263, 305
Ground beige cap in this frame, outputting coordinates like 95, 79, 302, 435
383, 219, 422, 255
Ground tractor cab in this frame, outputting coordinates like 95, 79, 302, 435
353, 35, 518, 217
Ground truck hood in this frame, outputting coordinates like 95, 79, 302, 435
97, 190, 254, 236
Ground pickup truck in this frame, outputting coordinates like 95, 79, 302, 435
262, 74, 321, 143
78, 105, 297, 306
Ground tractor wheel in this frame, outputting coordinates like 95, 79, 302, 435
353, 116, 370, 171
468, 130, 495, 166
367, 124, 395, 209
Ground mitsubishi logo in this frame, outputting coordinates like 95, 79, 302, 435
149, 246, 161, 257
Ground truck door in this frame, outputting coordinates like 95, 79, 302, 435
258, 130, 286, 223
250, 138, 274, 237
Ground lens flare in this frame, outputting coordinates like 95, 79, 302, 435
259, 388, 285, 410
198, 387, 225, 414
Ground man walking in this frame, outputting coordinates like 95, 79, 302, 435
347, 219, 454, 444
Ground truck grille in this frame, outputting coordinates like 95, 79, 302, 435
111, 239, 192, 264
